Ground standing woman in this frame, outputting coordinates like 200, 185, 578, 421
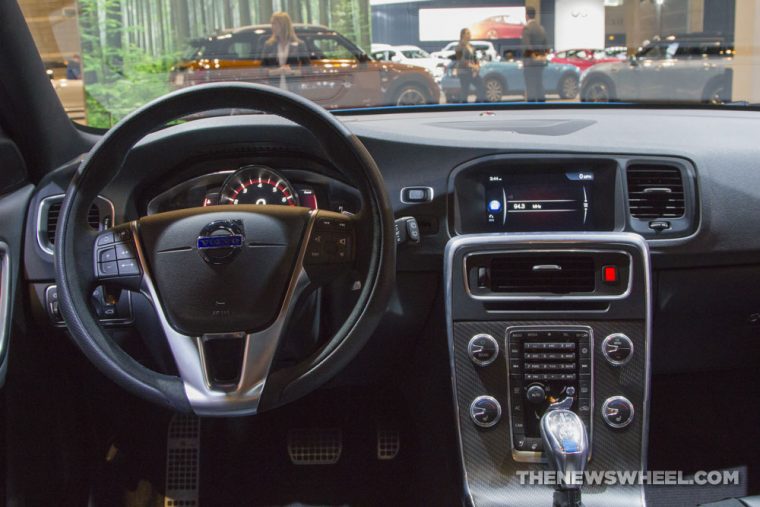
454, 28, 485, 103
262, 12, 310, 90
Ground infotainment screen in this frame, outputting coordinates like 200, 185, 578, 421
484, 170, 595, 231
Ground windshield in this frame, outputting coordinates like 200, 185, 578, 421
19, 0, 755, 128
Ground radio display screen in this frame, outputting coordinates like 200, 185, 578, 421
484, 171, 595, 231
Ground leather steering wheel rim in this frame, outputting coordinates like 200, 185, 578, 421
54, 83, 395, 414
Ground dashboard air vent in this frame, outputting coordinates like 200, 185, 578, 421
87, 204, 101, 229
490, 255, 595, 294
46, 201, 62, 245
39, 196, 112, 254
627, 165, 685, 219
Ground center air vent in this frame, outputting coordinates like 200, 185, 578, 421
490, 255, 595, 294
38, 195, 113, 255
627, 165, 685, 219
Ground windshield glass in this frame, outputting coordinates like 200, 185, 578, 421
19, 0, 756, 128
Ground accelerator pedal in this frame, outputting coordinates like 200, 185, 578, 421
164, 414, 201, 507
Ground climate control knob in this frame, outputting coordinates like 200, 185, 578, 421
468, 334, 499, 366
602, 333, 634, 366
470, 396, 502, 428
602, 396, 634, 428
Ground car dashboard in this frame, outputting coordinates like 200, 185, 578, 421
22, 106, 760, 507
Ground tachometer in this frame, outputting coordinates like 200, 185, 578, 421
219, 165, 299, 207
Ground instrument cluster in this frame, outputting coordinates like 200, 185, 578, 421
146, 163, 355, 216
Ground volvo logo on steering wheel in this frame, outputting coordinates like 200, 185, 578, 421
196, 219, 245, 264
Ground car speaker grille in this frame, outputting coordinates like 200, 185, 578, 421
490, 255, 595, 294
627, 165, 685, 219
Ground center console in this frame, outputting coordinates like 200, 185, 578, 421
440, 152, 694, 506
445, 151, 652, 506
445, 233, 651, 507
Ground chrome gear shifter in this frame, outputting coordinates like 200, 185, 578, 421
540, 403, 589, 507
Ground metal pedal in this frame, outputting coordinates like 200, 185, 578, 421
164, 414, 200, 507
377, 428, 400, 460
287, 428, 342, 465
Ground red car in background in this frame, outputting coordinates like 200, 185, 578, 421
548, 47, 627, 72
469, 15, 524, 40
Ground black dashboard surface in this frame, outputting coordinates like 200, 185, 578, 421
25, 107, 760, 283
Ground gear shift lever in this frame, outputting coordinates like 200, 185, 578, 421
540, 400, 589, 507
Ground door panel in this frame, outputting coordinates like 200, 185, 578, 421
0, 133, 33, 387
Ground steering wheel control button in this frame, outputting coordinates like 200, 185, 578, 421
98, 261, 118, 277
96, 232, 114, 246
602, 396, 635, 429
470, 396, 502, 428
95, 226, 142, 282
526, 384, 546, 404
114, 243, 136, 260
99, 247, 116, 263
117, 259, 140, 276
467, 333, 499, 366
305, 214, 354, 265
400, 187, 433, 203
602, 333, 634, 366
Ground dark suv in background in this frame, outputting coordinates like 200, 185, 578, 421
581, 33, 733, 103
171, 24, 441, 108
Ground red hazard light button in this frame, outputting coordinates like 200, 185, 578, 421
602, 265, 618, 283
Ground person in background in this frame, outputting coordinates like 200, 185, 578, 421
262, 12, 310, 90
521, 6, 548, 102
454, 28, 485, 103
66, 54, 81, 80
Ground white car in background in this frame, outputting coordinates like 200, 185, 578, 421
371, 44, 445, 80
430, 40, 500, 63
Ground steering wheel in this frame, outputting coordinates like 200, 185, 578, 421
54, 83, 395, 416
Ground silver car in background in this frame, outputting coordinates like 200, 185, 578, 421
581, 34, 733, 104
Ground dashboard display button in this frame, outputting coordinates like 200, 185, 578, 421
602, 334, 634, 366
468, 334, 499, 366
602, 396, 634, 429
470, 396, 501, 428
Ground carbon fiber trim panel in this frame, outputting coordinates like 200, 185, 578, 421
454, 320, 646, 507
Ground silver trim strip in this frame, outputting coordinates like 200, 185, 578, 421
0, 242, 11, 368
131, 210, 317, 416
37, 194, 115, 256
463, 248, 633, 301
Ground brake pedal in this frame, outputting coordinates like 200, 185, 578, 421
164, 414, 200, 507
287, 428, 342, 465
377, 429, 400, 460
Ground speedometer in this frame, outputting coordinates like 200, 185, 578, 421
219, 165, 299, 207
